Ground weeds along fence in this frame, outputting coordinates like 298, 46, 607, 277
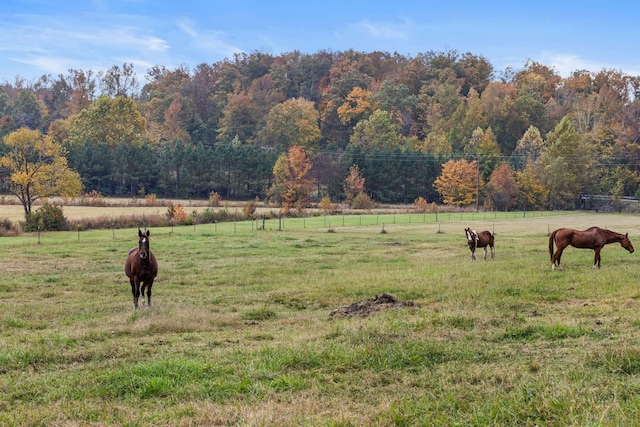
8, 210, 579, 246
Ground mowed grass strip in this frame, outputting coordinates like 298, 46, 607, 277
1, 212, 640, 425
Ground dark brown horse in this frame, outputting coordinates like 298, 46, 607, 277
549, 226, 634, 271
465, 227, 495, 261
125, 229, 158, 309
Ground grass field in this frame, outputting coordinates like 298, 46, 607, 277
2, 211, 640, 425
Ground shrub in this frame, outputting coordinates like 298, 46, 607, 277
351, 192, 375, 210
0, 218, 21, 236
209, 191, 222, 207
243, 199, 258, 218
144, 194, 158, 206
196, 207, 235, 224
166, 203, 188, 222
23, 203, 68, 231
319, 196, 339, 214
414, 196, 428, 213
171, 204, 188, 223
81, 190, 107, 207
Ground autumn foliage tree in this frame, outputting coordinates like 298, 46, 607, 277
67, 95, 147, 149
259, 98, 321, 152
337, 87, 375, 125
0, 128, 83, 216
516, 160, 548, 210
349, 109, 402, 149
541, 117, 590, 209
270, 145, 314, 214
2, 48, 640, 206
485, 163, 518, 211
433, 159, 482, 206
343, 164, 365, 204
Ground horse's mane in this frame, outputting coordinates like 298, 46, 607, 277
597, 227, 625, 240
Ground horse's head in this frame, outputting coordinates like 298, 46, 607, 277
138, 229, 151, 260
465, 228, 477, 248
464, 228, 472, 241
622, 233, 635, 253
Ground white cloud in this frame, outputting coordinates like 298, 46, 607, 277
538, 52, 640, 77
0, 12, 175, 78
92, 28, 170, 52
177, 19, 198, 39
351, 19, 410, 40
541, 53, 599, 77
10, 55, 79, 76
177, 19, 244, 58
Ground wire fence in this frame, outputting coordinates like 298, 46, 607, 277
170, 209, 574, 234
0, 209, 613, 246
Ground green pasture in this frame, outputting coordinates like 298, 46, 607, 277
2, 211, 640, 425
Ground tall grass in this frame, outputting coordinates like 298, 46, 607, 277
1, 212, 640, 425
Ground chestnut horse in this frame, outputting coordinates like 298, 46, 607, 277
125, 229, 158, 309
465, 228, 495, 261
549, 226, 634, 271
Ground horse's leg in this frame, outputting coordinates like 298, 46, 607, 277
557, 249, 563, 271
470, 248, 476, 261
551, 246, 564, 271
594, 248, 602, 268
146, 280, 153, 306
140, 282, 147, 306
483, 246, 488, 260
490, 244, 495, 260
131, 278, 140, 309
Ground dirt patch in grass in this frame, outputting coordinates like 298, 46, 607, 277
329, 292, 418, 318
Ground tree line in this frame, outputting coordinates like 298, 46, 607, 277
0, 49, 639, 215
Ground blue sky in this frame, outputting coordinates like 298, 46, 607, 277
2, 0, 639, 83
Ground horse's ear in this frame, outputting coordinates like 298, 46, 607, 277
627, 233, 629, 238
138, 229, 143, 237
146, 230, 150, 237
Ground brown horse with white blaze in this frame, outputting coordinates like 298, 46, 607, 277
549, 226, 634, 271
465, 228, 495, 261
125, 229, 158, 309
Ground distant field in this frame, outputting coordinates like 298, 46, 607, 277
0, 197, 496, 225
0, 199, 272, 224
1, 212, 640, 425
0, 197, 223, 223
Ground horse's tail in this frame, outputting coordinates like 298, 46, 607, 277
549, 230, 557, 260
